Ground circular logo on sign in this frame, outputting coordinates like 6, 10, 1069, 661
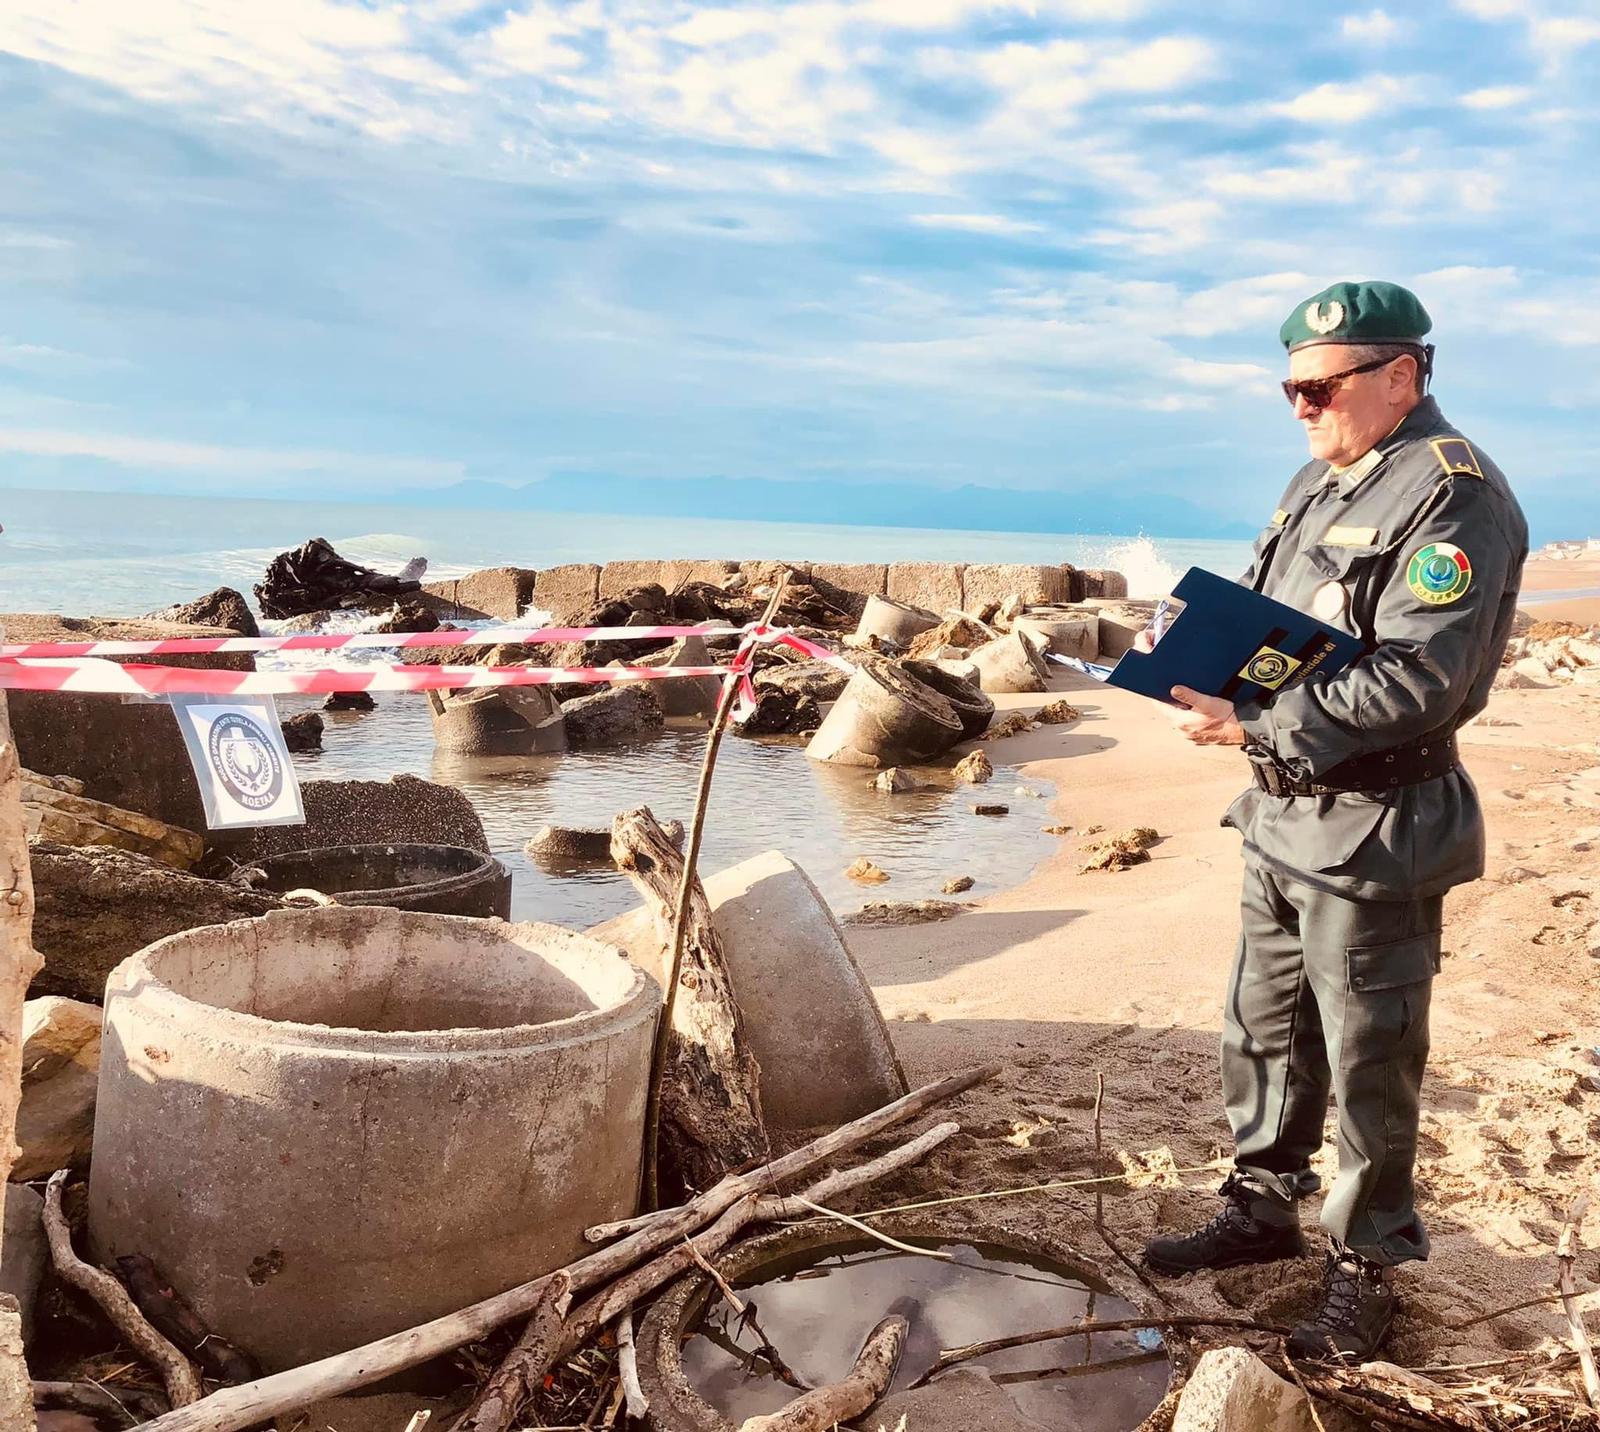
1312, 580, 1349, 621
207, 713, 283, 811
1406, 542, 1472, 606
1246, 650, 1291, 685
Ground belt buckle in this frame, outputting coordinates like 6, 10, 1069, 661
1248, 748, 1285, 797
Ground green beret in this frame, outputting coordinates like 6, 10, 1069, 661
1279, 280, 1432, 351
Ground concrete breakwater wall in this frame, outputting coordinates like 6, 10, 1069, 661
423, 559, 1129, 623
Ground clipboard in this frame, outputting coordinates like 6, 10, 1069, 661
1056, 566, 1364, 707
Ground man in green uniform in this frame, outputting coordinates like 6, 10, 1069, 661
1142, 281, 1527, 1359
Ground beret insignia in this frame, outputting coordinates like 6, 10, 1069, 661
1406, 542, 1472, 605
1305, 300, 1345, 335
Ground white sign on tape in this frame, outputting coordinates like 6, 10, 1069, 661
168, 695, 306, 829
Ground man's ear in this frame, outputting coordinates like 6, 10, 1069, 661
1392, 353, 1420, 399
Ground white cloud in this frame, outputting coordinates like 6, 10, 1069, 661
1461, 84, 1533, 109
0, 426, 464, 482
910, 213, 1043, 235
1273, 75, 1408, 124
1341, 9, 1401, 41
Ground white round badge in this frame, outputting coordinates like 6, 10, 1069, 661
1312, 581, 1348, 621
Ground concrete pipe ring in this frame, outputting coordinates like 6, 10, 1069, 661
855, 594, 941, 645
899, 659, 996, 741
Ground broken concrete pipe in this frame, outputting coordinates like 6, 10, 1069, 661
1013, 607, 1100, 661
527, 819, 685, 866
87, 905, 659, 1370
855, 594, 942, 646
899, 659, 995, 740
238, 843, 513, 919
426, 684, 567, 756
967, 630, 1051, 694
805, 661, 965, 767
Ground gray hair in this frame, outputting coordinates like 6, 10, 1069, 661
1340, 342, 1429, 397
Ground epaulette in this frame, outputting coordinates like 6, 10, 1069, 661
1429, 437, 1483, 479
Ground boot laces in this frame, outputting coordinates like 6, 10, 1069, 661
1321, 1253, 1381, 1332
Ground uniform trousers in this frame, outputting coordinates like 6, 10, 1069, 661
1221, 860, 1440, 1265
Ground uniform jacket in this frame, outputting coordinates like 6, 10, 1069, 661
1224, 396, 1528, 900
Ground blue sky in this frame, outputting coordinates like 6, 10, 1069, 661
0, 1, 1597, 537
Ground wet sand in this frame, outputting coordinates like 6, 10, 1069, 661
845, 657, 1600, 1373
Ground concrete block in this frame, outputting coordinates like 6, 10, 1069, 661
14, 996, 102, 1181
1173, 1346, 1317, 1432
886, 562, 963, 614
421, 567, 535, 622
591, 850, 906, 1130
598, 560, 733, 598
1, 614, 253, 830
809, 562, 887, 598
960, 564, 1066, 611
1079, 568, 1130, 600
89, 907, 660, 1370
531, 564, 600, 620
1, 1185, 46, 1344
740, 559, 813, 589
1061, 564, 1086, 603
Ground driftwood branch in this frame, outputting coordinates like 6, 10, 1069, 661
630, 573, 788, 1210
42, 1171, 203, 1408
114, 1255, 259, 1385
736, 1315, 906, 1432
32, 1379, 168, 1424
1558, 1193, 1600, 1407
450, 1271, 570, 1432
134, 1066, 998, 1432
612, 804, 767, 1207
615, 1313, 648, 1421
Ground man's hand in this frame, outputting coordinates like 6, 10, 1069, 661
1167, 685, 1245, 746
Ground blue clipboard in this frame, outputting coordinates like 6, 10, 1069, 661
1059, 566, 1364, 707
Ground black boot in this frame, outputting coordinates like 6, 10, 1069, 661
1288, 1243, 1397, 1361
1144, 1172, 1305, 1276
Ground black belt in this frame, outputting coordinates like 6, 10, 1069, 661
1248, 731, 1458, 797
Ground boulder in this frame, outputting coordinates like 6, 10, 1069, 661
527, 820, 683, 865
631, 636, 722, 719
872, 767, 922, 794
146, 586, 259, 637
1014, 607, 1100, 660
1079, 568, 1130, 600
324, 691, 377, 712
370, 600, 440, 635
528, 564, 601, 621
281, 711, 324, 753
1495, 656, 1556, 690
29, 842, 284, 1003
754, 659, 852, 705
887, 561, 963, 614
1172, 1346, 1318, 1432
211, 774, 490, 862
21, 780, 202, 869
906, 615, 991, 660
856, 594, 940, 645
255, 537, 422, 619
806, 660, 964, 767
739, 687, 825, 737
427, 686, 566, 756
954, 750, 993, 785
1, 614, 255, 830
960, 563, 1067, 611
1, 1185, 46, 1343
968, 631, 1050, 693
560, 684, 666, 747
421, 566, 536, 623
590, 850, 906, 1129
13, 996, 102, 1181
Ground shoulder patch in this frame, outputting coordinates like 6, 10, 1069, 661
1270, 508, 1289, 527
1429, 437, 1483, 479
1406, 542, 1472, 605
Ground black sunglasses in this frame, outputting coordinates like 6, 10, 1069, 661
1281, 355, 1398, 410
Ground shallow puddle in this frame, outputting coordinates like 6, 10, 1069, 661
680, 1238, 1168, 1430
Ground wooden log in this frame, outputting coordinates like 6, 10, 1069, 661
33, 1379, 169, 1423
42, 1172, 203, 1409
736, 1315, 907, 1432
132, 1065, 998, 1432
611, 805, 767, 1205
616, 1313, 648, 1422
115, 1255, 260, 1385
450, 1272, 570, 1432
1557, 1193, 1600, 1407
0, 668, 45, 1201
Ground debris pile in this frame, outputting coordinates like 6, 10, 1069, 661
1496, 623, 1600, 689
254, 537, 425, 619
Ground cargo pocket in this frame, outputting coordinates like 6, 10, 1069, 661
1346, 933, 1439, 994
1342, 931, 1438, 1067
1307, 792, 1391, 872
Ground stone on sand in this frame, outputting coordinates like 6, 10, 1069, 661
13, 996, 102, 1181
1172, 1347, 1318, 1432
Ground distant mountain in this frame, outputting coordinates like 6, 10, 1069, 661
429, 472, 1259, 540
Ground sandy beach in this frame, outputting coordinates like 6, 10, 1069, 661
848, 658, 1600, 1372
1520, 554, 1600, 625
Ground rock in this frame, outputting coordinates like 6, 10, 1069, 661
1172, 1346, 1318, 1432
324, 691, 376, 712
738, 687, 824, 737
281, 711, 324, 752
1081, 828, 1158, 872
597, 559, 736, 599
906, 615, 991, 660
527, 820, 682, 864
1, 613, 255, 830
960, 563, 1067, 612
1042, 824, 1072, 835
210, 774, 490, 863
874, 1367, 1052, 1432
428, 685, 566, 756
872, 767, 923, 794
418, 566, 535, 623
29, 842, 283, 1002
846, 857, 890, 883
1036, 698, 1082, 723
972, 803, 1009, 816
560, 683, 666, 747
631, 636, 722, 718
856, 594, 940, 645
1497, 656, 1556, 689
1078, 568, 1130, 600
754, 658, 853, 704
806, 660, 964, 767
968, 631, 1049, 694
370, 600, 439, 635
1, 1185, 46, 1343
954, 750, 994, 785
943, 874, 975, 893
846, 900, 971, 926
886, 561, 963, 614
0, 1300, 31, 1432
14, 996, 102, 1180
254, 537, 422, 619
146, 586, 259, 637
979, 711, 1033, 741
21, 781, 203, 870
590, 850, 906, 1130
529, 564, 601, 621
